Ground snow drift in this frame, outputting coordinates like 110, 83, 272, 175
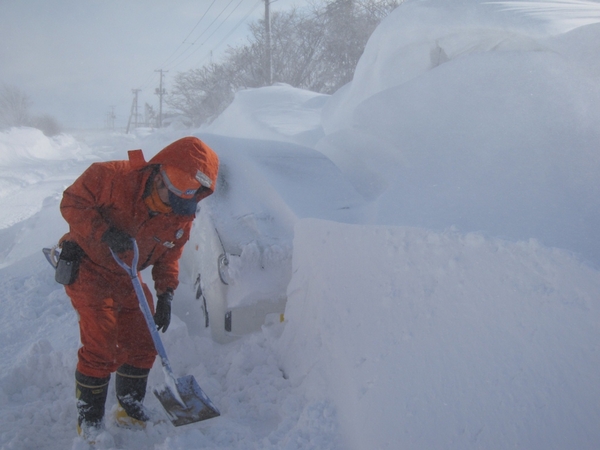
318, 0, 600, 265
1, 0, 600, 449
280, 219, 600, 449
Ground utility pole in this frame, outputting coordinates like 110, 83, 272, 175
155, 69, 168, 128
126, 89, 141, 134
264, 0, 272, 85
106, 105, 116, 130
144, 103, 154, 127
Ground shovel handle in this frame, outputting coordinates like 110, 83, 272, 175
110, 239, 177, 380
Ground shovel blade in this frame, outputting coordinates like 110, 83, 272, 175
154, 375, 220, 427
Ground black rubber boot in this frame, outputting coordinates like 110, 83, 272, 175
115, 364, 151, 423
75, 371, 110, 434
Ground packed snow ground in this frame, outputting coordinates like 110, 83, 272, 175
1, 0, 600, 449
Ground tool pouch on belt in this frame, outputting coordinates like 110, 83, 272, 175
55, 241, 84, 285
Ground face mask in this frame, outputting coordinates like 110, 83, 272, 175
167, 189, 199, 215
144, 181, 172, 214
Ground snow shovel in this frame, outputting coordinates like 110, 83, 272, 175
110, 238, 220, 427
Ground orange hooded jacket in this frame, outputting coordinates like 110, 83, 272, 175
60, 137, 219, 293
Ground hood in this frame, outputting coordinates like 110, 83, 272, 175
149, 137, 220, 198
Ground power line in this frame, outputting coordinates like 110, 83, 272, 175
194, 0, 263, 68
157, 0, 219, 70
187, 0, 240, 46
169, 0, 259, 71
136, 0, 224, 92
165, 0, 251, 70
162, 0, 239, 70
139, 70, 160, 93
126, 0, 265, 127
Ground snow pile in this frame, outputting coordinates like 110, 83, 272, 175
0, 128, 98, 268
0, 127, 91, 165
317, 0, 600, 264
1, 0, 600, 449
205, 84, 328, 148
0, 254, 79, 448
281, 219, 600, 449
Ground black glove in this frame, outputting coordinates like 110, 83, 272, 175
154, 289, 173, 333
101, 227, 133, 253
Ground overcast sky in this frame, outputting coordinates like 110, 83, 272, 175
0, 0, 298, 129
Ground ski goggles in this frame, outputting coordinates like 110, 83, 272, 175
160, 166, 206, 215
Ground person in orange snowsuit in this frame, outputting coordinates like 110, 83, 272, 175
58, 137, 219, 435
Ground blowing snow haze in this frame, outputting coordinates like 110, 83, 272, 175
1, 0, 600, 449
0, 0, 295, 129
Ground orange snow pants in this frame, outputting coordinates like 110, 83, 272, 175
66, 258, 157, 379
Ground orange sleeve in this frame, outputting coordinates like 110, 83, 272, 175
60, 162, 117, 268
151, 222, 192, 293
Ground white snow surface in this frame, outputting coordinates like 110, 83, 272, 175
1, 1, 600, 448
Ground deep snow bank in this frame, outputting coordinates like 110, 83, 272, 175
0, 127, 94, 226
280, 219, 600, 450
316, 0, 600, 265
0, 128, 97, 268
0, 127, 92, 166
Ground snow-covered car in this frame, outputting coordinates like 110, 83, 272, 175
181, 134, 365, 343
